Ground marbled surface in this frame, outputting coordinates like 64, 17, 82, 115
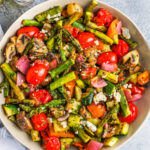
0, 0, 150, 150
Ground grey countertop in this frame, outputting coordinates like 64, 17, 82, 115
0, 0, 150, 150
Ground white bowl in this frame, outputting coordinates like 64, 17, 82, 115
0, 0, 150, 150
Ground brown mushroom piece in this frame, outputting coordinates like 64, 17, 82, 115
9, 56, 18, 72
122, 50, 140, 74
80, 106, 91, 119
30, 38, 48, 55
103, 125, 117, 138
41, 75, 52, 86
5, 43, 16, 61
16, 111, 33, 132
16, 34, 31, 54
10, 36, 17, 44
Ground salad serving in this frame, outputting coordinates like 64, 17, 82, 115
0, 0, 149, 149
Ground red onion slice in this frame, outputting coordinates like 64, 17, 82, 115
87, 140, 103, 150
57, 112, 69, 122
17, 72, 25, 86
16, 56, 30, 74
91, 76, 107, 88
128, 94, 142, 102
101, 63, 118, 72
117, 21, 122, 35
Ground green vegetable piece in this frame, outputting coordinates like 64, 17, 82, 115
64, 12, 81, 25
72, 22, 85, 31
102, 44, 111, 52
119, 89, 131, 117
50, 59, 75, 79
115, 122, 129, 135
62, 27, 83, 52
77, 128, 91, 143
75, 86, 82, 101
116, 77, 130, 88
84, 126, 95, 136
22, 19, 42, 27
76, 79, 85, 89
29, 99, 66, 117
98, 70, 118, 83
120, 35, 137, 48
104, 81, 116, 96
85, 27, 114, 45
47, 36, 55, 51
3, 104, 19, 117
4, 78, 10, 97
84, 12, 93, 23
86, 21, 107, 32
106, 101, 115, 110
68, 114, 80, 128
82, 92, 94, 106
23, 39, 34, 55
104, 137, 119, 147
96, 104, 119, 137
61, 138, 73, 150
35, 6, 62, 22
31, 129, 41, 142
66, 99, 81, 114
87, 117, 101, 126
130, 73, 138, 84
19, 104, 32, 112
8, 115, 17, 124
85, 0, 98, 12
50, 72, 76, 91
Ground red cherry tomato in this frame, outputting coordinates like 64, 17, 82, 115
17, 26, 40, 38
30, 89, 52, 105
112, 39, 129, 59
93, 8, 113, 27
26, 64, 48, 86
81, 68, 97, 79
49, 59, 57, 70
43, 136, 60, 150
119, 103, 138, 124
33, 59, 50, 71
31, 113, 48, 131
97, 51, 117, 65
63, 25, 79, 38
77, 32, 95, 49
34, 32, 45, 40
131, 83, 144, 95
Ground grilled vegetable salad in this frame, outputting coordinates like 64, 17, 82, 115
0, 0, 149, 150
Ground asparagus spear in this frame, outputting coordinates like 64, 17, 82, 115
64, 12, 81, 25
23, 39, 34, 55
50, 72, 76, 91
116, 77, 130, 88
49, 59, 75, 79
72, 21, 85, 31
47, 36, 55, 51
62, 27, 83, 52
1, 63, 27, 88
86, 21, 107, 32
85, 0, 98, 12
84, 12, 93, 23
96, 104, 119, 137
35, 6, 62, 22
86, 27, 114, 45
119, 89, 131, 117
29, 99, 66, 117
22, 19, 42, 27
45, 16, 64, 24
4, 78, 10, 97
6, 98, 36, 106
3, 73, 25, 100
19, 104, 32, 112
119, 35, 138, 48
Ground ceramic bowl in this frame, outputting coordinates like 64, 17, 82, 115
0, 0, 150, 150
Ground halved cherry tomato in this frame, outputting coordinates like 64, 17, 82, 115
49, 59, 57, 70
43, 136, 60, 150
87, 102, 106, 118
97, 51, 117, 65
93, 8, 113, 27
17, 26, 40, 38
31, 113, 48, 131
77, 32, 95, 49
30, 89, 52, 105
130, 83, 144, 95
112, 39, 129, 59
34, 32, 45, 40
81, 67, 97, 79
119, 102, 138, 124
26, 64, 48, 86
137, 70, 149, 85
33, 59, 50, 71
63, 25, 79, 38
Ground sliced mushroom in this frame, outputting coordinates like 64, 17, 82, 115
43, 23, 52, 31
30, 38, 48, 54
10, 36, 17, 44
5, 43, 16, 61
16, 111, 33, 132
80, 106, 91, 119
9, 56, 18, 72
122, 50, 139, 66
50, 106, 65, 119
103, 125, 117, 138
16, 34, 31, 54
129, 64, 141, 74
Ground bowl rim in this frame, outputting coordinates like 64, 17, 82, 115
0, 0, 150, 150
